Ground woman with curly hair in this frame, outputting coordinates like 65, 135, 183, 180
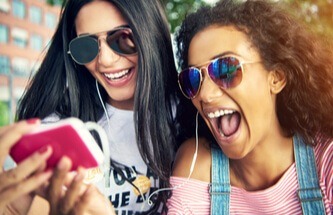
168, 0, 333, 214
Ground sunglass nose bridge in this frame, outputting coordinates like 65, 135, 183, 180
97, 36, 108, 50
97, 37, 121, 64
199, 66, 210, 80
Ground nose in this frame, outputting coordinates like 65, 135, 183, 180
98, 38, 120, 66
197, 68, 223, 103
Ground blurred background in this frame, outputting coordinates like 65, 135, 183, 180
0, 0, 332, 126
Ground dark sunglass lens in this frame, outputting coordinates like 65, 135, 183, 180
107, 29, 137, 55
179, 68, 201, 98
208, 57, 242, 88
69, 36, 99, 64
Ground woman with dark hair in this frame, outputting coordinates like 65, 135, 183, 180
168, 0, 333, 214
11, 0, 184, 214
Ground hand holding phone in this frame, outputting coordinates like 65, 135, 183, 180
10, 118, 105, 171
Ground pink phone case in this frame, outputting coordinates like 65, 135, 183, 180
10, 118, 105, 171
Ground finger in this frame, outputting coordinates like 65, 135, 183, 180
61, 171, 76, 188
0, 119, 40, 149
0, 146, 52, 191
59, 167, 86, 214
0, 119, 40, 165
74, 185, 115, 215
0, 170, 52, 209
48, 157, 72, 215
34, 181, 49, 199
73, 185, 94, 215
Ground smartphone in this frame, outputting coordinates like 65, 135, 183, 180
10, 118, 105, 171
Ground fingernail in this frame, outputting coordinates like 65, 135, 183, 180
75, 167, 86, 181
57, 157, 70, 170
27, 118, 40, 124
38, 145, 49, 154
75, 172, 84, 181
44, 170, 53, 178
85, 185, 93, 194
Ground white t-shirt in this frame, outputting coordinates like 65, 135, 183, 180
95, 104, 159, 214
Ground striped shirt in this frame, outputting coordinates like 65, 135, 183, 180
167, 139, 332, 215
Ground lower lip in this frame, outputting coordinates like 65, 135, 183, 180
103, 68, 135, 87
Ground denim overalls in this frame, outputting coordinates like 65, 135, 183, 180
210, 134, 326, 215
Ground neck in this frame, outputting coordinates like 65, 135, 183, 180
229, 135, 294, 191
108, 97, 134, 110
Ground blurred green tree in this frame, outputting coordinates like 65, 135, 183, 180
46, 0, 333, 36
0, 101, 10, 126
161, 0, 208, 32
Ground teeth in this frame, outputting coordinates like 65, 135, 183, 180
207, 109, 234, 119
104, 69, 129, 79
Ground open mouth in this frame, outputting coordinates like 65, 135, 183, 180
103, 69, 131, 81
207, 109, 241, 138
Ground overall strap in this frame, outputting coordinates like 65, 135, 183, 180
293, 134, 325, 214
210, 146, 230, 215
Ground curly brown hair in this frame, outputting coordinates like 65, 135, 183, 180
175, 0, 333, 145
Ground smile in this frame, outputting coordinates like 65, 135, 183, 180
206, 109, 241, 138
103, 69, 130, 80
207, 109, 235, 119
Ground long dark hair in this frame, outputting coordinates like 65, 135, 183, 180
176, 0, 333, 146
17, 0, 184, 213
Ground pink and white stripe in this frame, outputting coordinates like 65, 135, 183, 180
167, 139, 332, 215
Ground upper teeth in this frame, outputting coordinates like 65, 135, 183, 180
104, 69, 129, 79
208, 109, 234, 119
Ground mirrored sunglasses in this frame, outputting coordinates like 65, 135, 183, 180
68, 27, 137, 65
178, 56, 260, 99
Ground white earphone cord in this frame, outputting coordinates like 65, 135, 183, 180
146, 111, 199, 206
96, 79, 200, 210
95, 80, 111, 189
95, 80, 147, 208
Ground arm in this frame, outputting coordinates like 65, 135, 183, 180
172, 137, 211, 181
167, 137, 211, 214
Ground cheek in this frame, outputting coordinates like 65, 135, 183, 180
239, 83, 275, 134
84, 63, 98, 76
192, 100, 214, 131
191, 99, 200, 111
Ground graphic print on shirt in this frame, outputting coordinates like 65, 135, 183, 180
106, 164, 160, 214
96, 104, 162, 214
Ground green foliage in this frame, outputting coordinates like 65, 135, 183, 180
47, 0, 63, 6
0, 101, 9, 126
46, 0, 333, 38
161, 0, 208, 33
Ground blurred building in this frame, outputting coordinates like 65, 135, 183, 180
0, 0, 60, 125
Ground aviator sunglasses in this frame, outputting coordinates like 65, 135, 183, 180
178, 56, 260, 99
68, 26, 137, 65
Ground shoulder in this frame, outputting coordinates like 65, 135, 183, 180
172, 137, 212, 182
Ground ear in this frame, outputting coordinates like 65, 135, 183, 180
268, 69, 286, 94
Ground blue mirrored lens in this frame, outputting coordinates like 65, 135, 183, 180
179, 68, 201, 98
208, 57, 242, 88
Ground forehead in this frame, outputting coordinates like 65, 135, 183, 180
188, 25, 259, 66
75, 0, 128, 35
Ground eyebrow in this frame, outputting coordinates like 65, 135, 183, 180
77, 24, 130, 37
188, 51, 241, 68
